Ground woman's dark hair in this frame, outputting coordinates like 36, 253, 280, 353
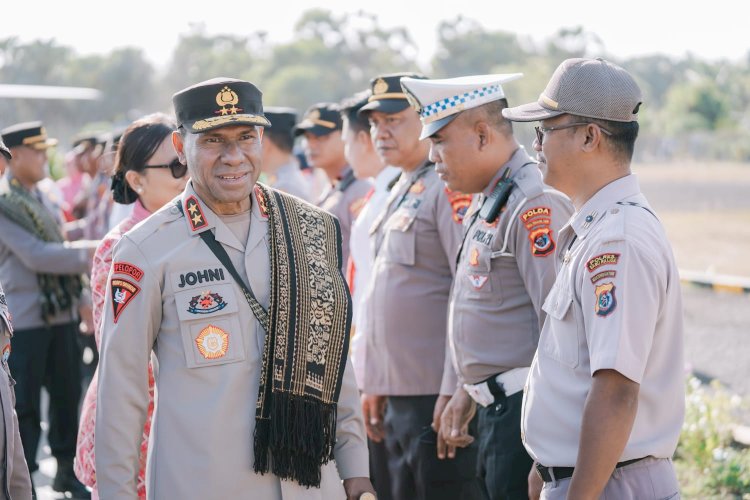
110, 113, 177, 204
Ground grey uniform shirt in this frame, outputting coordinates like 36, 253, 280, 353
0, 283, 33, 500
522, 174, 685, 467
95, 182, 368, 500
0, 180, 97, 330
266, 158, 313, 202
317, 167, 372, 272
449, 148, 573, 384
361, 163, 466, 396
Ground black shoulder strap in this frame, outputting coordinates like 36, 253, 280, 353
175, 201, 269, 331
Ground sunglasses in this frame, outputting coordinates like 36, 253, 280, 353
534, 122, 612, 145
143, 157, 188, 179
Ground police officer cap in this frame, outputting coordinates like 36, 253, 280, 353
401, 73, 523, 140
358, 72, 427, 116
1, 121, 58, 150
0, 136, 10, 160
264, 106, 298, 136
172, 77, 271, 134
293, 103, 342, 137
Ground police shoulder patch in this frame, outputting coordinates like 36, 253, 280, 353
113, 261, 144, 282
594, 282, 617, 317
444, 188, 472, 224
587, 253, 620, 272
110, 278, 141, 323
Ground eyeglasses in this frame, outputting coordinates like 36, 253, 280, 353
143, 157, 188, 179
534, 122, 612, 145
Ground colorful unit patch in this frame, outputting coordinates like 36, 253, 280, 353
587, 253, 620, 272
195, 324, 229, 359
110, 278, 141, 323
467, 274, 489, 290
2, 344, 10, 363
113, 261, 144, 282
445, 188, 472, 223
185, 196, 208, 231
254, 185, 269, 219
410, 180, 426, 194
187, 291, 228, 314
591, 270, 616, 284
520, 206, 551, 224
594, 282, 617, 317
528, 226, 556, 257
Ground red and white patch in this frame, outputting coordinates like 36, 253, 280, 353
195, 324, 229, 359
110, 278, 141, 323
185, 196, 208, 231
520, 206, 551, 224
254, 185, 269, 219
444, 188, 472, 224
467, 274, 489, 290
113, 261, 144, 282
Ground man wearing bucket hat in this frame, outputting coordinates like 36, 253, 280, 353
401, 73, 572, 499
502, 58, 684, 499
358, 72, 477, 500
95, 77, 373, 500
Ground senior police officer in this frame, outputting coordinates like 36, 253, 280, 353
0, 122, 98, 498
358, 73, 477, 500
502, 58, 685, 499
260, 107, 313, 201
401, 74, 573, 499
0, 139, 33, 499
295, 103, 371, 271
95, 77, 374, 500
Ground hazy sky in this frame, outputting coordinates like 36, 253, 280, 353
4, 0, 747, 70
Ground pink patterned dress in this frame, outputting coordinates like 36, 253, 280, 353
75, 200, 154, 499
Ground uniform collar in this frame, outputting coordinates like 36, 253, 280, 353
374, 166, 401, 191
132, 199, 151, 221
481, 146, 534, 198
570, 174, 640, 239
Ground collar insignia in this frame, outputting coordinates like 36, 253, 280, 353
185, 196, 208, 231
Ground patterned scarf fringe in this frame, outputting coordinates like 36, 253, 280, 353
253, 392, 338, 488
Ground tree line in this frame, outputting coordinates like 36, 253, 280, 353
1, 9, 749, 162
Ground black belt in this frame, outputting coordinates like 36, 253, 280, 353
535, 457, 646, 483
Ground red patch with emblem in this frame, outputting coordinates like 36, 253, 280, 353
185, 196, 208, 231
254, 185, 269, 219
587, 253, 620, 272
445, 188, 472, 224
110, 278, 141, 323
467, 274, 489, 290
113, 261, 144, 282
595, 282, 617, 317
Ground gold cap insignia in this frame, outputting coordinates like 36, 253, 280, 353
307, 109, 321, 121
373, 78, 389, 96
215, 86, 242, 116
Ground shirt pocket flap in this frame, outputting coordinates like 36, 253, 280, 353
173, 283, 239, 322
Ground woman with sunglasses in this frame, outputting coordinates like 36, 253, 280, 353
74, 113, 188, 499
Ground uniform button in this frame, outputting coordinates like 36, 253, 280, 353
585, 214, 594, 223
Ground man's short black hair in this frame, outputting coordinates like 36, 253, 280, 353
339, 91, 372, 135
265, 129, 294, 153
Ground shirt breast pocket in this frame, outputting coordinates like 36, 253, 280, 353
540, 282, 580, 368
174, 284, 246, 368
464, 244, 496, 300
383, 227, 416, 266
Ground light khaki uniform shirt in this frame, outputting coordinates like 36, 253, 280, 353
449, 148, 573, 384
96, 182, 368, 500
361, 163, 466, 396
317, 167, 372, 272
0, 283, 32, 500
522, 174, 685, 467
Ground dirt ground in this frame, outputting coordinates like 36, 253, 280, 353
633, 162, 750, 277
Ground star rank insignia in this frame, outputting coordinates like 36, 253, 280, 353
185, 196, 208, 231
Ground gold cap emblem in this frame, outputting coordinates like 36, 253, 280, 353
215, 86, 241, 116
307, 109, 321, 121
373, 78, 389, 96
